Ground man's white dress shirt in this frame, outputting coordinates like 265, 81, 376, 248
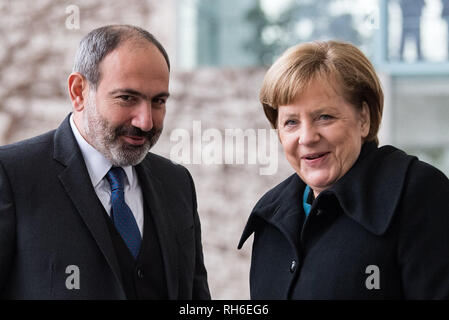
69, 114, 144, 237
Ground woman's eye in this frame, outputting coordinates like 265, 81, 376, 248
284, 119, 297, 127
319, 114, 333, 120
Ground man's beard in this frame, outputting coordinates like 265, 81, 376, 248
83, 94, 162, 166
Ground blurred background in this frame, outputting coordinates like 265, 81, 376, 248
1, 0, 448, 299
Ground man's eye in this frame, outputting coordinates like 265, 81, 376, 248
153, 98, 167, 106
117, 94, 137, 105
118, 94, 132, 101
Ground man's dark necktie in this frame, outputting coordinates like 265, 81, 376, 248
106, 167, 141, 259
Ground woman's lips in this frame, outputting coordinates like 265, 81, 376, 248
122, 135, 147, 146
302, 152, 330, 166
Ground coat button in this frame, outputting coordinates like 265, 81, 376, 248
137, 268, 144, 279
290, 260, 297, 273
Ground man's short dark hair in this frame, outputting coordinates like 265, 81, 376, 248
73, 25, 170, 89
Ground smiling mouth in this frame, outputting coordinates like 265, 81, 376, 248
122, 135, 147, 146
303, 152, 330, 160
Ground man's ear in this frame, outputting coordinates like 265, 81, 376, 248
68, 72, 90, 111
360, 101, 371, 139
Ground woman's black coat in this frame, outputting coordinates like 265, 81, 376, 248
238, 142, 449, 299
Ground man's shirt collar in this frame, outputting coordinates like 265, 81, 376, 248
69, 114, 135, 187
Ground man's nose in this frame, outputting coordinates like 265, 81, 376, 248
131, 102, 153, 132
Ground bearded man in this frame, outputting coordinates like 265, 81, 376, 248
0, 25, 210, 300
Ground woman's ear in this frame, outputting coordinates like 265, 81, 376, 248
68, 72, 89, 111
360, 101, 371, 139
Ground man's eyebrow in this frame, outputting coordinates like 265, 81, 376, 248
109, 88, 170, 100
154, 92, 170, 99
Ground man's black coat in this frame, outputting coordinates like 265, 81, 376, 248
239, 142, 449, 299
0, 115, 210, 299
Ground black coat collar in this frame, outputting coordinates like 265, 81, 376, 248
238, 141, 417, 249
238, 173, 306, 250
326, 141, 416, 235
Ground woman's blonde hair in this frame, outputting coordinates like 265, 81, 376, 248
260, 40, 383, 145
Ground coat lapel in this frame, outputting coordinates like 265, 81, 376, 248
135, 161, 179, 299
53, 115, 126, 299
328, 142, 417, 235
238, 174, 305, 251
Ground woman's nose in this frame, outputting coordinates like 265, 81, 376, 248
298, 123, 320, 145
